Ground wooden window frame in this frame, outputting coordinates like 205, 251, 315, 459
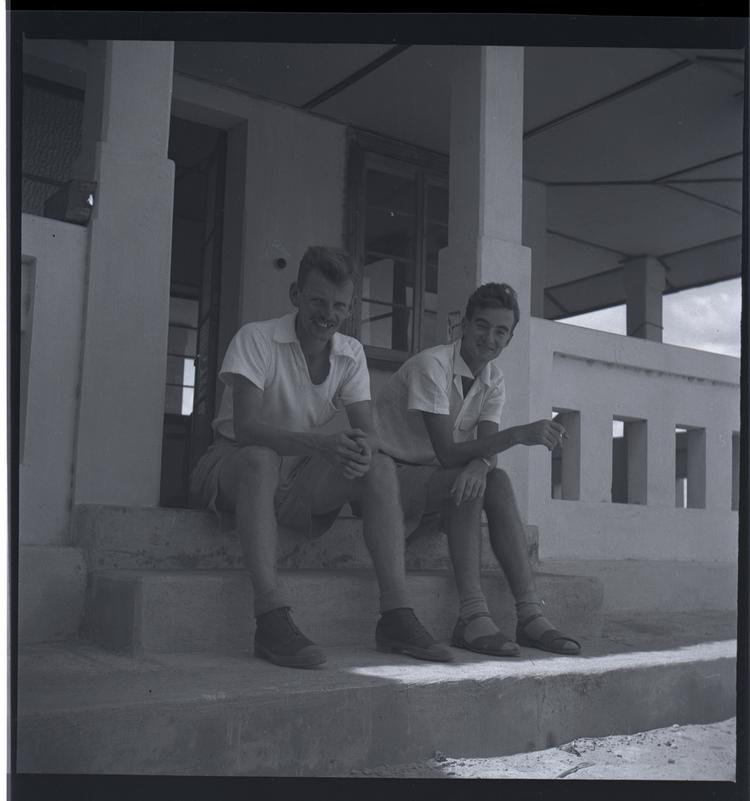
344, 129, 448, 370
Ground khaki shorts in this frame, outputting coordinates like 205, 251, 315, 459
349, 461, 452, 537
189, 437, 342, 539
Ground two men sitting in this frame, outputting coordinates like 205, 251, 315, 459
190, 245, 580, 668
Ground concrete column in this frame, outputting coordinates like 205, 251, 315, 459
705, 427, 733, 511
522, 179, 548, 318
685, 428, 707, 509
624, 256, 666, 341
578, 409, 613, 503
437, 46, 534, 517
647, 410, 677, 507
74, 41, 175, 506
625, 420, 648, 505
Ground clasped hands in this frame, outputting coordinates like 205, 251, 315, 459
321, 429, 375, 479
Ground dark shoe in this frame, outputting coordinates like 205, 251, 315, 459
376, 608, 454, 662
254, 607, 327, 668
451, 614, 520, 657
516, 613, 581, 655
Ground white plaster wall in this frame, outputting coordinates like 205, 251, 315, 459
240, 102, 346, 323
528, 317, 740, 561
172, 74, 346, 327
20, 214, 88, 545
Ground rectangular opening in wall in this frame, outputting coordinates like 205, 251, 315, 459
165, 296, 199, 416
732, 432, 740, 511
675, 425, 706, 509
551, 408, 580, 500
612, 417, 647, 504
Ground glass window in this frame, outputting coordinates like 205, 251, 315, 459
165, 296, 199, 416
362, 167, 417, 352
348, 133, 448, 359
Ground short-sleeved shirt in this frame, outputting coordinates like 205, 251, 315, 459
212, 312, 371, 441
373, 340, 506, 465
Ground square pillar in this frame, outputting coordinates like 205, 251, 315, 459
523, 179, 548, 319
704, 427, 732, 511
578, 410, 613, 504
624, 256, 666, 342
647, 410, 677, 507
73, 41, 175, 507
438, 46, 534, 516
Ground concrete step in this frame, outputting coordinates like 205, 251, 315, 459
71, 503, 539, 572
84, 568, 603, 656
16, 610, 737, 775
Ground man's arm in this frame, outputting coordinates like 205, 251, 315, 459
421, 412, 566, 469
233, 374, 369, 475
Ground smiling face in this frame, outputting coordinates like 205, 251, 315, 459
459, 305, 516, 375
289, 268, 354, 347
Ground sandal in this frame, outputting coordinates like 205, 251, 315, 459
451, 613, 520, 657
516, 613, 581, 655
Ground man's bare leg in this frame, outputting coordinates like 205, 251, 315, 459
308, 455, 453, 661
217, 445, 288, 614
425, 469, 516, 651
216, 445, 327, 667
308, 454, 410, 612
484, 468, 580, 653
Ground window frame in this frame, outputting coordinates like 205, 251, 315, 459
344, 129, 448, 369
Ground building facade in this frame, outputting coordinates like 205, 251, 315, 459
17, 36, 743, 642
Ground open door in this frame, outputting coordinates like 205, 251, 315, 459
160, 117, 227, 508
189, 133, 227, 475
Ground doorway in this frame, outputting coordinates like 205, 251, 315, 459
160, 116, 227, 508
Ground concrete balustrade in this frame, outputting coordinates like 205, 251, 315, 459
526, 317, 740, 563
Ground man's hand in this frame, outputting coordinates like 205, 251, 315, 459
320, 429, 372, 479
516, 419, 567, 452
451, 459, 489, 505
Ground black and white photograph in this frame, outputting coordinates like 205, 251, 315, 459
9, 10, 748, 799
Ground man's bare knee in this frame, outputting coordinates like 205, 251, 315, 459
485, 468, 514, 500
364, 452, 398, 494
234, 446, 281, 485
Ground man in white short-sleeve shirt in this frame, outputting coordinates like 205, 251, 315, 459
374, 282, 582, 658
190, 246, 452, 668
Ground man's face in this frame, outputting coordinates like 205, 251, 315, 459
460, 305, 516, 370
290, 269, 354, 345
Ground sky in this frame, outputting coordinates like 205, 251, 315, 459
560, 277, 743, 359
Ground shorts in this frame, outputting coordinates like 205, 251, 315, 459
394, 460, 445, 538
189, 437, 343, 539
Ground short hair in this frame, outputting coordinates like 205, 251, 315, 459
464, 282, 520, 330
298, 246, 357, 288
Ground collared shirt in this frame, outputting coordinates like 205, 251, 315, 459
373, 340, 506, 465
212, 312, 371, 441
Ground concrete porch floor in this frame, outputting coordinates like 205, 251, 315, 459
16, 609, 737, 777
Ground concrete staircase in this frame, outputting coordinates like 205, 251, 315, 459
15, 504, 737, 776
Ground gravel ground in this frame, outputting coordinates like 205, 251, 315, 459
347, 718, 736, 780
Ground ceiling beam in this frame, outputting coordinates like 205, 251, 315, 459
545, 264, 624, 294
544, 179, 653, 187
661, 182, 741, 215
544, 288, 570, 316
543, 177, 741, 188
301, 45, 410, 110
695, 55, 745, 65
669, 49, 746, 82
654, 151, 743, 182
523, 59, 693, 141
547, 228, 633, 258
658, 233, 742, 260
660, 177, 741, 185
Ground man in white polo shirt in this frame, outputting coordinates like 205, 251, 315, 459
190, 246, 452, 668
374, 282, 581, 657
